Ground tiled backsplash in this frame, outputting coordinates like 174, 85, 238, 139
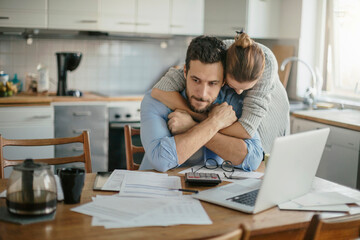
0, 36, 190, 93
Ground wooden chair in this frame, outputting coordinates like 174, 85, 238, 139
303, 214, 360, 240
207, 224, 250, 240
0, 131, 92, 178
124, 125, 144, 170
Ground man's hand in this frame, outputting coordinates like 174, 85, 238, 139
208, 102, 237, 130
168, 109, 197, 135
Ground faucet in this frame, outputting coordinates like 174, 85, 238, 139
280, 57, 317, 109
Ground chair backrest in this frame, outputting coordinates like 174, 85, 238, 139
0, 131, 92, 178
303, 214, 360, 240
124, 125, 144, 170
207, 223, 250, 240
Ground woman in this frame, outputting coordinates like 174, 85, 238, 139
151, 32, 290, 153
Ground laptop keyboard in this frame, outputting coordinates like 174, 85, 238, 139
227, 189, 259, 206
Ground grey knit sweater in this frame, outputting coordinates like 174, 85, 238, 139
153, 42, 290, 153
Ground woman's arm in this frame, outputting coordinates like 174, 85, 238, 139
151, 89, 206, 121
152, 89, 252, 138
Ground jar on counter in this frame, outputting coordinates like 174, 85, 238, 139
0, 71, 9, 84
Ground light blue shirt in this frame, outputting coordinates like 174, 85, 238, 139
139, 85, 264, 172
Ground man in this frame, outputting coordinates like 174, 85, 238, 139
139, 36, 263, 172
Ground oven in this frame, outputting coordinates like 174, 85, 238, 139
108, 101, 143, 171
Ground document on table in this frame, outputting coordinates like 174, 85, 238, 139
179, 165, 263, 180
101, 169, 169, 192
119, 172, 182, 198
291, 192, 357, 207
279, 192, 358, 212
278, 201, 350, 212
71, 195, 212, 228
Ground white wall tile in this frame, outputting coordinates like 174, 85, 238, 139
0, 36, 189, 94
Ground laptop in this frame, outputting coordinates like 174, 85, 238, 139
193, 128, 330, 214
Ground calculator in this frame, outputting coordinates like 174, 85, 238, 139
185, 172, 222, 186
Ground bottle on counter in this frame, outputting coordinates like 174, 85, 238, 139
37, 63, 49, 93
10, 74, 23, 92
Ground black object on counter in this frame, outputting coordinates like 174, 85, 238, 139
56, 52, 82, 96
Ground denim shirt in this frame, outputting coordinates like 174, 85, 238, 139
139, 85, 263, 172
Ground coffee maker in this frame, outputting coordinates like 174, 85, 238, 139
56, 52, 82, 96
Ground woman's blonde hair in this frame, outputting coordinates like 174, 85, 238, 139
226, 32, 265, 82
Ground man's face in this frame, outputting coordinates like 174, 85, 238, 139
184, 60, 224, 113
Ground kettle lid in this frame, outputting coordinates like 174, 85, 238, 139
14, 159, 50, 172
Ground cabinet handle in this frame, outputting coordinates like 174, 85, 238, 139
136, 22, 150, 26
118, 22, 135, 25
79, 20, 97, 23
32, 115, 52, 119
73, 111, 91, 117
0, 16, 10, 20
73, 129, 91, 134
170, 24, 183, 28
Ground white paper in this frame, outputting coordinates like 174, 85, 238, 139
119, 173, 182, 198
349, 206, 360, 215
0, 190, 6, 198
278, 201, 350, 212
101, 170, 168, 191
71, 195, 212, 228
178, 165, 263, 181
292, 192, 357, 207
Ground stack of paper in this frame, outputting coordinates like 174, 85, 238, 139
71, 170, 212, 228
72, 195, 212, 228
278, 192, 358, 212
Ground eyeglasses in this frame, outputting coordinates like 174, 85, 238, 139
193, 159, 234, 173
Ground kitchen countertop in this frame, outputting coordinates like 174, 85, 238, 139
292, 109, 360, 131
0, 92, 143, 106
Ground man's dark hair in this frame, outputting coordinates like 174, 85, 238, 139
185, 36, 227, 75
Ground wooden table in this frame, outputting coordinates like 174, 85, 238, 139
1, 164, 360, 240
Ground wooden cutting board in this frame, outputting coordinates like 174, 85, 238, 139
271, 45, 295, 88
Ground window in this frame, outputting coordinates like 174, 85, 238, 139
323, 0, 360, 100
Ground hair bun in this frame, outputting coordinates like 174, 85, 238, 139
234, 32, 253, 48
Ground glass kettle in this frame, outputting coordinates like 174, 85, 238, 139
6, 159, 57, 215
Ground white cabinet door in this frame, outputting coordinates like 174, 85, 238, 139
291, 117, 360, 189
136, 0, 170, 34
48, 0, 98, 31
247, 0, 301, 39
247, 0, 281, 39
0, 106, 54, 178
0, 0, 47, 28
204, 0, 247, 37
99, 0, 136, 33
170, 0, 204, 35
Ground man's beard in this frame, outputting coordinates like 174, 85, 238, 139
186, 89, 212, 113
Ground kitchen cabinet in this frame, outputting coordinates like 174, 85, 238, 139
136, 0, 170, 34
99, 0, 171, 35
170, 0, 204, 35
204, 0, 301, 39
204, 0, 247, 37
54, 104, 108, 172
0, 106, 54, 178
48, 0, 98, 31
291, 117, 360, 189
99, 0, 136, 33
0, 0, 47, 28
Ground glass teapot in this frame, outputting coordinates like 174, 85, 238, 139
6, 159, 57, 215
